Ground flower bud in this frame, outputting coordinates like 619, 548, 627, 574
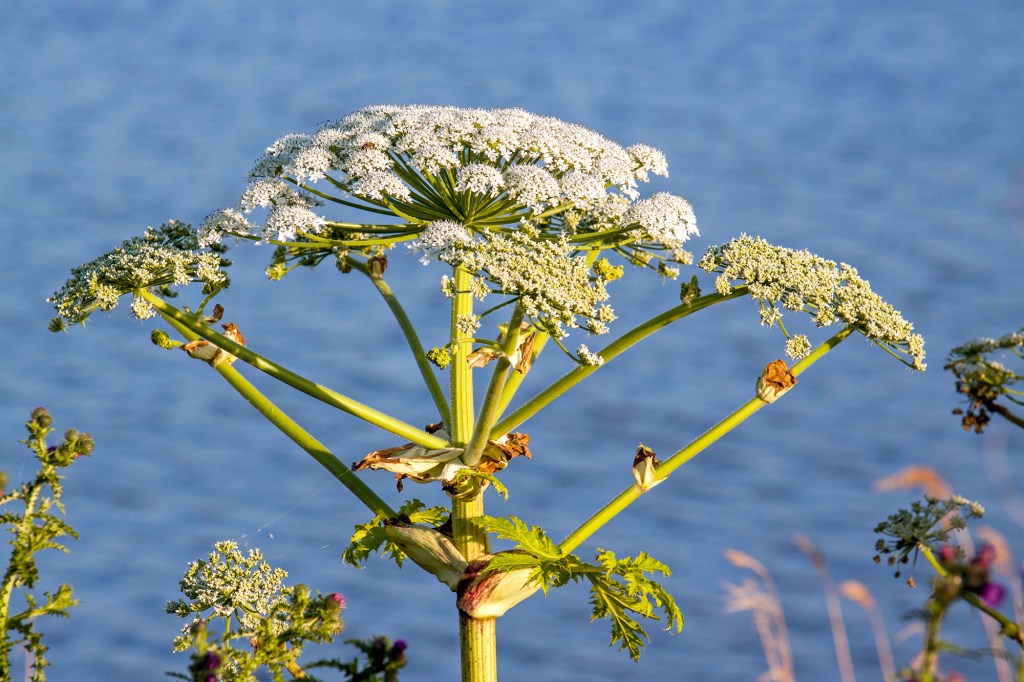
756, 359, 797, 403
456, 553, 541, 619
383, 522, 468, 590
426, 347, 451, 369
203, 651, 221, 670
937, 545, 958, 570
30, 407, 52, 428
631, 444, 662, 492
151, 329, 179, 350
368, 255, 388, 278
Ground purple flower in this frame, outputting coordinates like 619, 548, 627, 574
390, 639, 408, 661
980, 581, 1007, 608
973, 544, 996, 569
203, 651, 221, 670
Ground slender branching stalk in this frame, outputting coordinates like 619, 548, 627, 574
141, 290, 447, 449
560, 325, 855, 554
491, 288, 749, 438
156, 310, 396, 518
349, 258, 452, 429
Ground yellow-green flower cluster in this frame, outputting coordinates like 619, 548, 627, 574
699, 235, 925, 370
49, 221, 228, 329
457, 225, 613, 339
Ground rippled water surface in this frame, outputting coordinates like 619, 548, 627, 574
2, 3, 1023, 680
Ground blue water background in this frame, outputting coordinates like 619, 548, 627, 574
2, 2, 1023, 680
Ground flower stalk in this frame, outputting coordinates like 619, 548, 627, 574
349, 257, 452, 429
491, 287, 750, 437
447, 265, 497, 682
154, 299, 395, 518
140, 290, 447, 450
559, 324, 856, 555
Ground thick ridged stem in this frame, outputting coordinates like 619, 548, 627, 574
448, 265, 497, 681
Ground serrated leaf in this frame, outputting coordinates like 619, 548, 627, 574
586, 548, 683, 661
474, 516, 561, 561
451, 470, 509, 499
342, 499, 449, 569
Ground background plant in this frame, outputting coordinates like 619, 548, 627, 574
724, 329, 1024, 682
166, 540, 406, 682
50, 104, 927, 681
947, 326, 1024, 433
1, 408, 92, 682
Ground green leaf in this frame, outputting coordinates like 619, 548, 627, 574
586, 549, 683, 662
474, 516, 561, 561
451, 470, 509, 499
472, 517, 683, 658
342, 499, 449, 568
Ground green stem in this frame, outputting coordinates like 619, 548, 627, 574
920, 596, 948, 682
559, 324, 856, 555
448, 266, 496, 682
449, 266, 475, 447
494, 333, 549, 419
960, 591, 1024, 648
993, 404, 1024, 430
140, 291, 447, 449
159, 309, 395, 518
349, 259, 452, 429
0, 476, 44, 677
463, 307, 525, 466
491, 287, 750, 438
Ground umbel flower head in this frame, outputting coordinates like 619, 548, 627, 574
49, 220, 229, 330
199, 104, 699, 340
699, 235, 925, 370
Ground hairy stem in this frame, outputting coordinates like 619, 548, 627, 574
464, 306, 525, 466
448, 266, 496, 682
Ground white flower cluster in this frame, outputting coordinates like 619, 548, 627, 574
576, 344, 605, 366
619, 193, 698, 248
948, 326, 1024, 359
945, 325, 1023, 402
168, 540, 287, 636
50, 221, 228, 328
197, 105, 691, 253
458, 226, 611, 339
408, 220, 474, 265
699, 235, 925, 370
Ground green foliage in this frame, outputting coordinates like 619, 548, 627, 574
450, 470, 509, 499
946, 325, 1024, 433
342, 499, 449, 568
1, 408, 92, 681
306, 636, 408, 682
475, 516, 683, 661
873, 496, 985, 577
166, 540, 347, 681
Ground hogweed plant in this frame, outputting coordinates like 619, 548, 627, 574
50, 105, 926, 680
1, 408, 93, 681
